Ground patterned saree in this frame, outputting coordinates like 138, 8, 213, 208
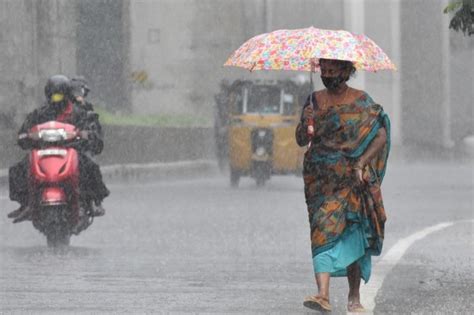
296, 92, 390, 282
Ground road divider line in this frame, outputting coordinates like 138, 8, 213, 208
358, 220, 474, 314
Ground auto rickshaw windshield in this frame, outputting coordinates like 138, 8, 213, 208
241, 86, 294, 115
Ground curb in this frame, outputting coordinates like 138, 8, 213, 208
0, 168, 7, 186
0, 159, 219, 187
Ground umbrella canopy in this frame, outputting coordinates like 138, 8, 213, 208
224, 26, 396, 72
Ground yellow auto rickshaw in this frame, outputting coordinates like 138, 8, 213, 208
215, 79, 307, 187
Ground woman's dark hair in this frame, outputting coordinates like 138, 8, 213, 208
319, 58, 357, 82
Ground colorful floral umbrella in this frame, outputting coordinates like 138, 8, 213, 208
224, 26, 396, 72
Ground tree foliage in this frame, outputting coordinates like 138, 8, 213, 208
444, 0, 474, 36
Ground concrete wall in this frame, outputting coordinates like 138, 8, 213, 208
399, 0, 473, 148
129, 0, 197, 116
400, 0, 443, 147
76, 0, 131, 111
364, 0, 401, 145
0, 0, 132, 124
0, 0, 77, 126
128, 0, 346, 120
449, 30, 474, 143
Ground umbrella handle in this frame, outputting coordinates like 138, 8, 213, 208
306, 121, 314, 149
306, 113, 314, 149
307, 121, 314, 136
307, 70, 315, 137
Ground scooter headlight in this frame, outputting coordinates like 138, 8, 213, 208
39, 129, 67, 142
257, 130, 267, 138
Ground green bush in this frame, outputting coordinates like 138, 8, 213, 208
94, 106, 211, 128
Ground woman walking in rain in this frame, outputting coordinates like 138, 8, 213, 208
296, 58, 390, 313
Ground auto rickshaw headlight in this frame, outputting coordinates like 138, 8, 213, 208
255, 147, 266, 156
258, 130, 267, 138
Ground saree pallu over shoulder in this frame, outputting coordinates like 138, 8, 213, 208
298, 92, 390, 261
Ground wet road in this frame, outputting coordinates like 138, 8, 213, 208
1, 161, 473, 314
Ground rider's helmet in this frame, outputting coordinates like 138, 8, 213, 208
71, 75, 90, 98
44, 75, 72, 105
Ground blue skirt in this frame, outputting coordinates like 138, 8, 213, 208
313, 222, 372, 283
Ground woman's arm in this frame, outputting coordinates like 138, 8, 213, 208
295, 122, 310, 147
295, 92, 319, 147
295, 104, 314, 147
354, 127, 387, 183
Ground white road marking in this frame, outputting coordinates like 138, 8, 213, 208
357, 220, 474, 314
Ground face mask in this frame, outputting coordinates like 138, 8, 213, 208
50, 93, 65, 103
321, 75, 345, 91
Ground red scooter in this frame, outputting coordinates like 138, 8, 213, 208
20, 121, 94, 246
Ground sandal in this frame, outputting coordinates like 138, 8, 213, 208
347, 301, 366, 313
303, 295, 332, 312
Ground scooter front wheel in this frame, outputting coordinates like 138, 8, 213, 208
37, 206, 72, 247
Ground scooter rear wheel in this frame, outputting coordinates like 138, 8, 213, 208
46, 226, 70, 247
256, 177, 266, 187
37, 206, 72, 248
230, 169, 240, 188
